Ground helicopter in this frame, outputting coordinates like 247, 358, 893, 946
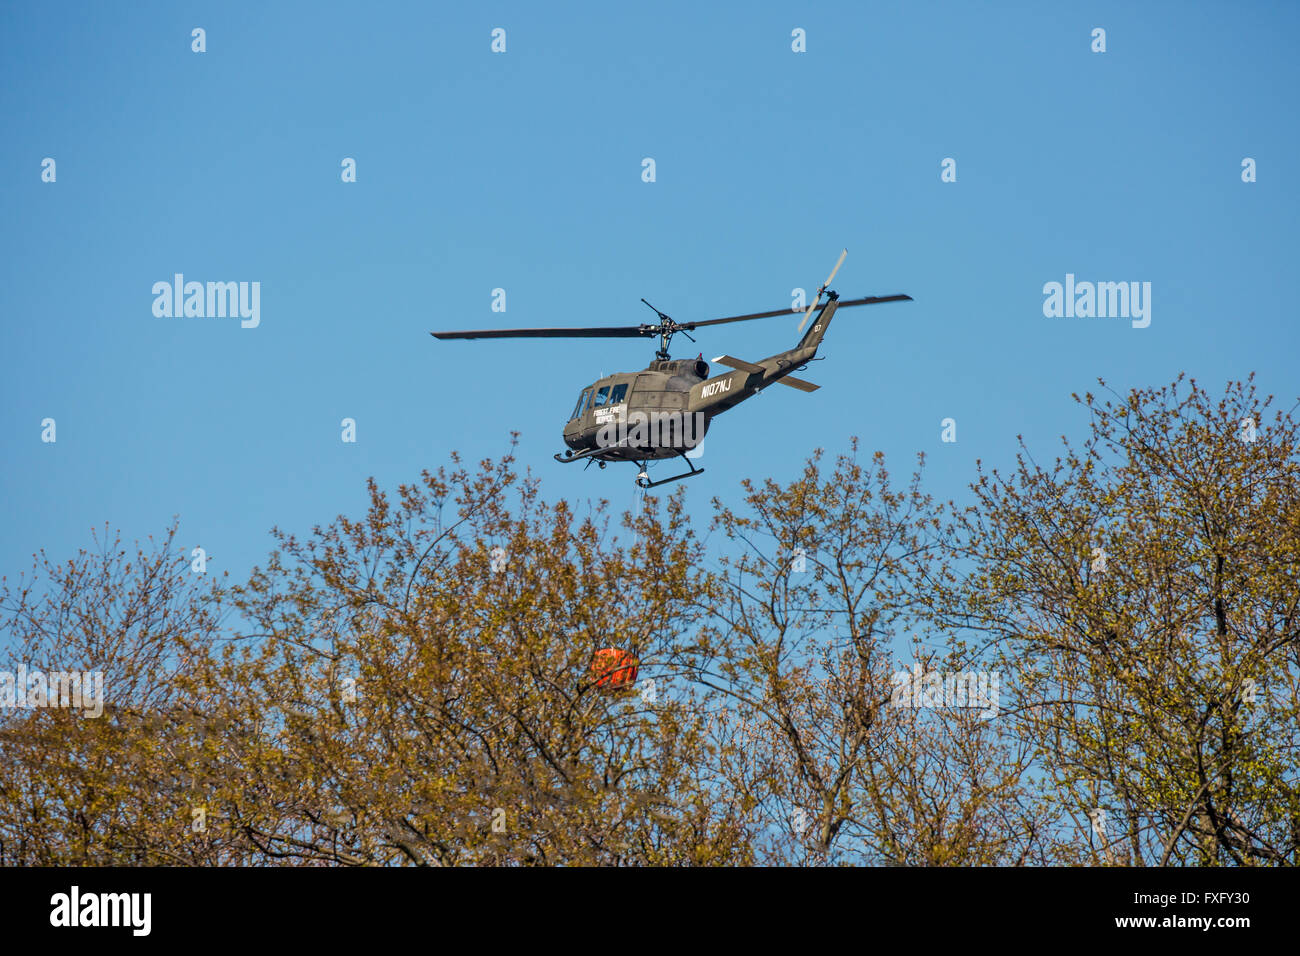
430, 251, 911, 488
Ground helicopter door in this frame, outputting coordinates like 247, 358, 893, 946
593, 383, 628, 427
594, 382, 629, 427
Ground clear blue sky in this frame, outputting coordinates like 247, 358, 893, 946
2, 0, 1297, 589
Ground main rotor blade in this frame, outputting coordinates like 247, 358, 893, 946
430, 292, 913, 342
682, 293, 912, 330
431, 326, 647, 340
834, 294, 913, 308
683, 307, 807, 328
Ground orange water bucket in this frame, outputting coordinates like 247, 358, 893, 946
592, 648, 639, 692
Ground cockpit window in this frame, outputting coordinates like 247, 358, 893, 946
593, 385, 611, 408
609, 383, 628, 405
571, 388, 592, 420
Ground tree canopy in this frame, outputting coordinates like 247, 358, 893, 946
2, 376, 1296, 866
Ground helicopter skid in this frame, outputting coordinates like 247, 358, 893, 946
556, 441, 688, 465
634, 452, 704, 489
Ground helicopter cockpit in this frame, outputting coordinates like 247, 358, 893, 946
570, 387, 592, 421
570, 383, 628, 421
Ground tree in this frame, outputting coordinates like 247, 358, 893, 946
699, 441, 1038, 864
194, 442, 754, 864
933, 375, 1300, 865
0, 522, 229, 864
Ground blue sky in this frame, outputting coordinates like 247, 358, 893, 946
2, 0, 1297, 590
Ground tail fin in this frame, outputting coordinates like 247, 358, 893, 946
796, 294, 840, 352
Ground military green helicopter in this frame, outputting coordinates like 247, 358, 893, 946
431, 251, 911, 488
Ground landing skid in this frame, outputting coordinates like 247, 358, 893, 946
555, 446, 704, 488
635, 452, 704, 489
554, 446, 604, 464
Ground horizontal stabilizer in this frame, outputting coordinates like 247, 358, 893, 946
713, 354, 767, 375
776, 376, 819, 392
